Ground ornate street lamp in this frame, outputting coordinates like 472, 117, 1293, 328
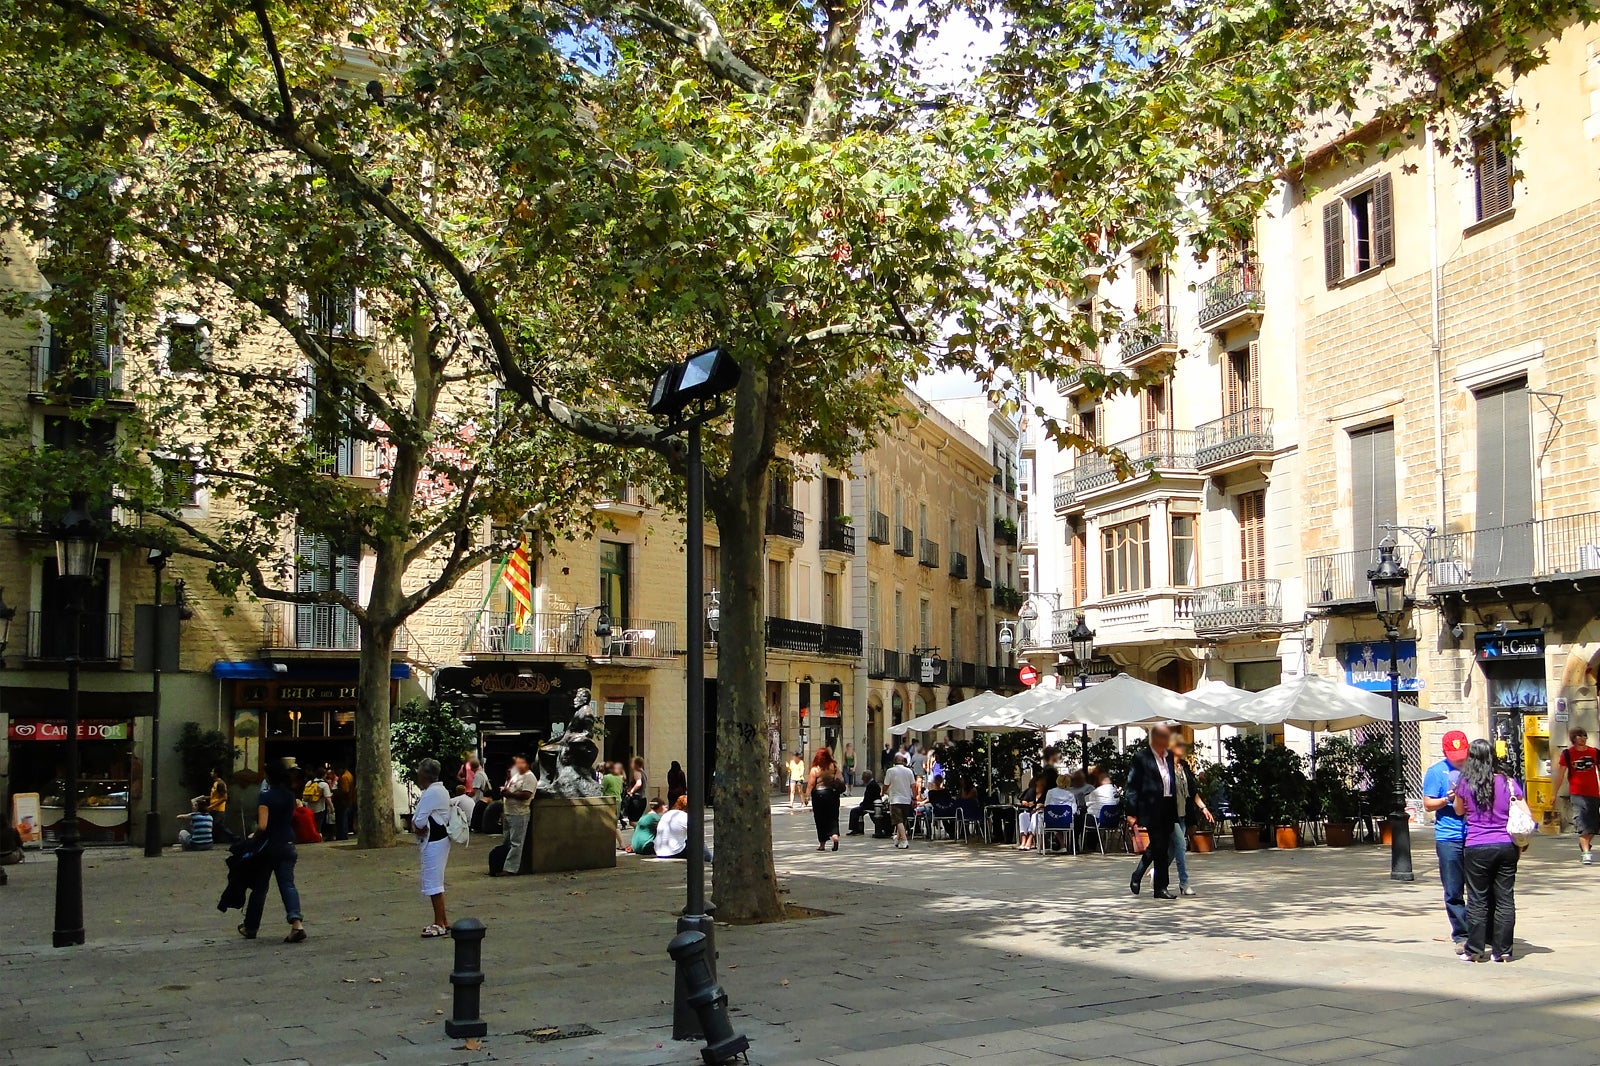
1067, 615, 1096, 770
1368, 539, 1415, 883
52, 497, 102, 947
704, 589, 720, 648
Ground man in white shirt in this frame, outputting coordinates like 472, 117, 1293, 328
883, 752, 917, 850
500, 755, 537, 876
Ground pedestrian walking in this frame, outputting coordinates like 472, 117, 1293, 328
667, 760, 688, 809
1166, 738, 1212, 896
332, 763, 355, 840
1422, 730, 1471, 950
1454, 739, 1526, 962
301, 769, 332, 837
884, 751, 916, 850
1126, 724, 1180, 900
624, 756, 649, 823
410, 758, 453, 938
240, 757, 307, 943
880, 743, 893, 776
808, 748, 843, 851
499, 754, 537, 875
842, 743, 857, 790
788, 752, 808, 809
1552, 726, 1598, 865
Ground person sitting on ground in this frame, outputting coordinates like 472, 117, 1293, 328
847, 771, 881, 836
176, 797, 214, 851
631, 798, 666, 855
654, 797, 712, 861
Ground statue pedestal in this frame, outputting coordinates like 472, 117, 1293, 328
528, 796, 617, 873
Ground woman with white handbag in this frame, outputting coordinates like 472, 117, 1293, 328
1452, 738, 1536, 963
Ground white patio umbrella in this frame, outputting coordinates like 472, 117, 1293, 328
1235, 673, 1445, 732
1023, 673, 1215, 730
1188, 679, 1256, 713
888, 689, 1004, 735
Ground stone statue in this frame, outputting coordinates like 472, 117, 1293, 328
540, 687, 603, 798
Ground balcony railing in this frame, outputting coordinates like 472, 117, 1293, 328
919, 538, 940, 569
1051, 608, 1080, 650
1193, 579, 1283, 635
764, 617, 863, 657
868, 511, 891, 545
1053, 471, 1078, 511
949, 551, 969, 580
766, 503, 805, 541
822, 517, 856, 555
1427, 510, 1600, 591
461, 610, 672, 658
1085, 591, 1197, 632
262, 602, 407, 653
24, 611, 121, 662
1074, 429, 1198, 494
28, 344, 124, 401
1306, 546, 1406, 608
1117, 305, 1177, 363
1194, 408, 1274, 470
994, 517, 1019, 547
993, 584, 1024, 612
1056, 356, 1101, 397
1197, 263, 1263, 329
870, 647, 914, 681
951, 660, 978, 688
1019, 513, 1036, 546
895, 527, 915, 557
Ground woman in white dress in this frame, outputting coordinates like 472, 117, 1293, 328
410, 759, 452, 938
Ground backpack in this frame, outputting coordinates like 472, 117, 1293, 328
302, 781, 323, 807
447, 803, 471, 846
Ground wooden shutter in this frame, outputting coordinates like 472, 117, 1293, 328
1372, 174, 1395, 266
1322, 200, 1344, 287
1225, 346, 1258, 415
1475, 132, 1513, 220
295, 530, 329, 648
1349, 423, 1396, 552
334, 542, 361, 646
1245, 341, 1260, 411
1473, 380, 1533, 578
1240, 490, 1267, 582
1071, 527, 1087, 607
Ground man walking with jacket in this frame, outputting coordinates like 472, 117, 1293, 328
1126, 724, 1180, 900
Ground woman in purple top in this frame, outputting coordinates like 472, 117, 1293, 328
1451, 739, 1524, 963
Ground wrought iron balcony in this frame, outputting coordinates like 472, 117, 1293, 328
951, 660, 978, 688
766, 503, 805, 541
28, 344, 124, 402
919, 538, 940, 569
1197, 262, 1263, 331
1073, 429, 1197, 495
1053, 471, 1079, 512
1056, 355, 1102, 398
993, 584, 1024, 612
870, 647, 914, 681
460, 609, 669, 658
1193, 579, 1283, 636
949, 551, 969, 580
822, 517, 856, 555
1194, 407, 1275, 471
1117, 305, 1178, 364
994, 517, 1019, 547
868, 511, 891, 545
895, 527, 915, 557
764, 617, 862, 657
1427, 510, 1600, 592
1306, 546, 1405, 609
24, 611, 121, 663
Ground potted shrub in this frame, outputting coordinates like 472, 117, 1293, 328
1187, 749, 1222, 853
1222, 734, 1269, 850
1260, 743, 1309, 849
1312, 736, 1362, 847
1356, 734, 1400, 845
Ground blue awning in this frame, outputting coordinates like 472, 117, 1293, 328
211, 661, 411, 681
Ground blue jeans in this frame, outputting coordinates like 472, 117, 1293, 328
243, 845, 302, 931
1436, 836, 1468, 945
336, 805, 353, 840
1173, 817, 1190, 887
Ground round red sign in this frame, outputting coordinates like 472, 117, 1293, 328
1017, 664, 1039, 687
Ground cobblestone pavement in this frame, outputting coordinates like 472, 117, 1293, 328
3, 806, 1599, 1066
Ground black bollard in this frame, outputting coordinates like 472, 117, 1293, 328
668, 930, 749, 1065
445, 918, 488, 1040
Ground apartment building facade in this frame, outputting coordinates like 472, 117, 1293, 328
1284, 23, 1600, 826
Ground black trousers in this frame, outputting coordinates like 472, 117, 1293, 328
1133, 798, 1178, 894
1464, 842, 1519, 956
811, 788, 841, 843
848, 803, 871, 834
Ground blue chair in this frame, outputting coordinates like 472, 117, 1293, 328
929, 801, 962, 841
956, 798, 984, 840
1086, 804, 1127, 854
1039, 803, 1076, 855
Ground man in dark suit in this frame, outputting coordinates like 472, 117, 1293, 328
847, 772, 882, 835
1126, 723, 1180, 899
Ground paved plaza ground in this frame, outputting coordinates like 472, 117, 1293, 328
4, 805, 1599, 1066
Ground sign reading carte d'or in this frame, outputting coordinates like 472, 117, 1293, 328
8, 720, 131, 741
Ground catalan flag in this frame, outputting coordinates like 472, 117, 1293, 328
504, 534, 534, 631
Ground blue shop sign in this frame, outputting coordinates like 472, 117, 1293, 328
1338, 640, 1423, 692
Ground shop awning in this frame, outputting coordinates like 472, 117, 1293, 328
211, 660, 412, 681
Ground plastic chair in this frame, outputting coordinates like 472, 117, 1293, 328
1086, 804, 1127, 854
1039, 803, 1076, 855
929, 801, 963, 841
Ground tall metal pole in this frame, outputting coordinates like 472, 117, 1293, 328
53, 580, 86, 946
674, 418, 715, 1039
1387, 628, 1414, 882
143, 555, 165, 858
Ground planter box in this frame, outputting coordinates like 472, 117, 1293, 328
528, 795, 618, 873
1378, 821, 1393, 847
1188, 829, 1216, 853
1233, 825, 1263, 851
1274, 824, 1302, 850
1325, 821, 1357, 847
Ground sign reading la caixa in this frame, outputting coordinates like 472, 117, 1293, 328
1338, 641, 1424, 692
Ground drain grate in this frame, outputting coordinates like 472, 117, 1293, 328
515, 1024, 601, 1043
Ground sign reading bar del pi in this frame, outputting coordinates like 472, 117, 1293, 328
1338, 641, 1424, 693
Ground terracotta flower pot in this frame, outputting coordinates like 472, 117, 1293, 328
1378, 821, 1393, 846
1188, 829, 1216, 854
1325, 821, 1356, 847
1233, 825, 1263, 851
1274, 824, 1302, 850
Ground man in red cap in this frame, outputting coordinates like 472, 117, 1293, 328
1422, 729, 1471, 954
1553, 727, 1598, 865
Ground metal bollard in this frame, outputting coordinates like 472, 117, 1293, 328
445, 918, 488, 1040
667, 930, 749, 1065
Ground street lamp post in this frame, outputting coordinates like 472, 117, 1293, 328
1368, 540, 1414, 883
144, 549, 167, 858
53, 499, 102, 947
1068, 616, 1095, 773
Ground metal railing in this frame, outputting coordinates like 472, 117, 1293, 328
1197, 262, 1263, 328
764, 617, 862, 657
993, 584, 1024, 612
949, 551, 969, 580
1053, 471, 1078, 510
24, 611, 121, 662
895, 527, 915, 557
994, 517, 1019, 546
766, 503, 805, 541
461, 609, 672, 658
1074, 429, 1197, 494
262, 602, 411, 652
1193, 579, 1283, 634
1305, 546, 1404, 607
1118, 305, 1176, 362
1019, 512, 1036, 545
1056, 355, 1101, 396
870, 647, 913, 681
1051, 608, 1080, 650
1427, 510, 1600, 590
919, 538, 940, 569
1194, 407, 1274, 468
28, 344, 123, 399
822, 518, 856, 554
951, 660, 978, 688
868, 511, 890, 544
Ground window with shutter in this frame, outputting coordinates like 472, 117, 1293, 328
1239, 490, 1267, 582
1071, 527, 1088, 607
1472, 127, 1513, 221
1348, 423, 1397, 552
1322, 200, 1344, 287
1142, 384, 1168, 434
1371, 174, 1395, 266
1224, 345, 1259, 414
1472, 379, 1533, 579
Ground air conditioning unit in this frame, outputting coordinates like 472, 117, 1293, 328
1431, 561, 1469, 586
1577, 544, 1600, 573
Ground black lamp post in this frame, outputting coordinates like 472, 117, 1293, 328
646, 346, 745, 1057
53, 498, 102, 947
1068, 616, 1095, 772
1368, 540, 1414, 883
144, 549, 168, 858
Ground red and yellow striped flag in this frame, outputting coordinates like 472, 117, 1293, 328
504, 534, 534, 631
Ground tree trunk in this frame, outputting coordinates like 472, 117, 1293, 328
354, 624, 399, 848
